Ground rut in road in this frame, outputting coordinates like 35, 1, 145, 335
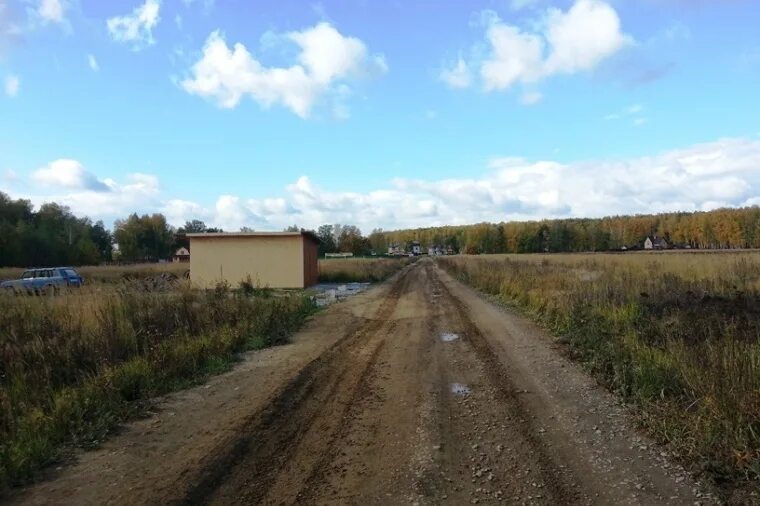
177, 260, 585, 505
177, 265, 411, 505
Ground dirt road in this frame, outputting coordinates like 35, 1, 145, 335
11, 259, 715, 505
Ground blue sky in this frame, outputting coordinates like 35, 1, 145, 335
1, 0, 759, 232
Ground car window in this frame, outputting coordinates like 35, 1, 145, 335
65, 269, 79, 277
21, 270, 33, 278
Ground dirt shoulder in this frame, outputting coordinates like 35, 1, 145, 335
9, 259, 718, 505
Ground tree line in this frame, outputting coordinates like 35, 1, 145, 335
3, 189, 760, 267
372, 207, 760, 254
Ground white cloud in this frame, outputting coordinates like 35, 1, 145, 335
87, 53, 99, 71
32, 159, 110, 192
18, 138, 760, 232
181, 22, 386, 118
440, 56, 472, 89
542, 0, 631, 75
152, 137, 760, 232
481, 23, 545, 90
37, 0, 65, 24
520, 90, 543, 105
4, 74, 19, 97
107, 0, 161, 49
446, 0, 631, 98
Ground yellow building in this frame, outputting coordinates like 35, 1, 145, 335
187, 231, 320, 289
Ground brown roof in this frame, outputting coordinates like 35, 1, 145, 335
186, 231, 320, 244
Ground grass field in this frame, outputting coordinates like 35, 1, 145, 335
437, 252, 760, 498
318, 256, 415, 283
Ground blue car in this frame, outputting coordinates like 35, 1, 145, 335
1, 267, 84, 295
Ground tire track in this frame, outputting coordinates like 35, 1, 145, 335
432, 263, 584, 504
175, 265, 411, 505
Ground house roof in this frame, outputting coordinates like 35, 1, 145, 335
186, 231, 321, 244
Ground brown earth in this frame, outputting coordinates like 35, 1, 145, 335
9, 259, 717, 505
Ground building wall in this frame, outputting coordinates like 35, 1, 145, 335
303, 238, 319, 287
190, 236, 306, 289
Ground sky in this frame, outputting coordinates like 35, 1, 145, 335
0, 0, 759, 232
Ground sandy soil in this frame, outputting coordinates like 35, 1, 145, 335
9, 259, 717, 505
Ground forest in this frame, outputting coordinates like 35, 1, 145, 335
369, 206, 760, 254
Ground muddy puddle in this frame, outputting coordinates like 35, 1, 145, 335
440, 332, 459, 342
450, 383, 471, 396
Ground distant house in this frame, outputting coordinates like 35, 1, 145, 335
428, 245, 443, 256
325, 252, 353, 258
410, 241, 422, 256
644, 236, 669, 250
388, 244, 403, 256
173, 247, 190, 263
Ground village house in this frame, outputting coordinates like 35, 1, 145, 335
644, 236, 669, 250
172, 247, 190, 263
387, 244, 404, 256
187, 231, 320, 289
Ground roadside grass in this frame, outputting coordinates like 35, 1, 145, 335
437, 252, 760, 501
318, 257, 414, 283
0, 283, 315, 491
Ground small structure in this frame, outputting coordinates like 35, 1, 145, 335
644, 236, 669, 250
187, 231, 320, 289
325, 252, 353, 258
173, 247, 190, 263
410, 241, 422, 256
387, 244, 404, 256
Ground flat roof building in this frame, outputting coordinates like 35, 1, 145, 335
187, 231, 320, 289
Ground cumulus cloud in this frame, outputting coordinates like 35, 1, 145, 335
107, 0, 160, 49
156, 137, 760, 232
4, 73, 18, 97
443, 0, 631, 98
32, 159, 110, 192
181, 22, 387, 118
17, 138, 760, 232
26, 172, 160, 222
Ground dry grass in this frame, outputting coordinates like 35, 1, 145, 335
438, 251, 760, 501
0, 282, 314, 490
318, 257, 414, 283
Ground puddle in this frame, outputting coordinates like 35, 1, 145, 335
450, 383, 471, 396
440, 332, 459, 342
311, 282, 371, 307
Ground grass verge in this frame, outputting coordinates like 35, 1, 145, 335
0, 284, 315, 491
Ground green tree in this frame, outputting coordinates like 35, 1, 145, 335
317, 224, 337, 256
113, 213, 174, 262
